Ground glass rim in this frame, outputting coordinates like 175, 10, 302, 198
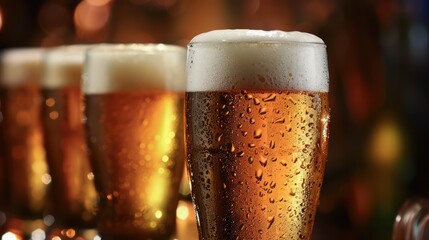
86, 43, 186, 55
188, 40, 326, 48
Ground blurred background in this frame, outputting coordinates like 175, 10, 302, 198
0, 0, 428, 239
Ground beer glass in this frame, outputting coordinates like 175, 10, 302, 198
0, 48, 49, 237
40, 45, 98, 239
185, 29, 330, 239
83, 44, 186, 239
393, 199, 429, 240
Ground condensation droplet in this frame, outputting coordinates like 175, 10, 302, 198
248, 156, 254, 164
259, 156, 267, 167
253, 97, 260, 106
253, 129, 262, 139
269, 140, 275, 149
280, 160, 287, 166
247, 107, 252, 113
229, 143, 235, 153
241, 131, 248, 137
263, 94, 276, 102
250, 118, 256, 124
274, 118, 285, 124
259, 107, 267, 115
267, 216, 275, 229
248, 143, 256, 148
236, 151, 245, 157
255, 169, 263, 181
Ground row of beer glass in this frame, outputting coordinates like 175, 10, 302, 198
0, 44, 197, 240
0, 30, 332, 240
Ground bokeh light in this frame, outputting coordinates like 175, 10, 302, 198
74, 0, 111, 32
0, 8, 3, 31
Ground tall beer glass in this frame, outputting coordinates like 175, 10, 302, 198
186, 30, 330, 239
40, 45, 98, 238
83, 44, 186, 239
0, 48, 48, 236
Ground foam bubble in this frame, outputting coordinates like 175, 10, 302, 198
187, 29, 329, 92
0, 48, 44, 87
83, 44, 186, 94
42, 45, 91, 89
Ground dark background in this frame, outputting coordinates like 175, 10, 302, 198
1, 0, 429, 239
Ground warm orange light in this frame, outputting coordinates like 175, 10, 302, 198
85, 0, 112, 7
74, 1, 110, 32
0, 8, 3, 31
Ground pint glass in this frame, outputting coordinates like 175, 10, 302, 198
0, 48, 48, 236
185, 30, 330, 239
83, 44, 186, 239
40, 45, 98, 238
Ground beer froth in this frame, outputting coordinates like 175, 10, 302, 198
42, 45, 90, 89
83, 44, 186, 94
187, 29, 329, 92
0, 48, 43, 87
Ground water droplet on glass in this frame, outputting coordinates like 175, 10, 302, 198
259, 156, 267, 167
253, 98, 260, 105
229, 143, 235, 153
269, 140, 275, 149
267, 216, 275, 229
255, 169, 263, 181
248, 156, 254, 164
274, 118, 285, 124
253, 129, 262, 139
217, 134, 223, 142
263, 94, 276, 102
259, 107, 267, 115
248, 143, 256, 148
250, 118, 256, 124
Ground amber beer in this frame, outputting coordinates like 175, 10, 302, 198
0, 48, 48, 221
186, 30, 330, 239
40, 46, 98, 234
83, 44, 186, 239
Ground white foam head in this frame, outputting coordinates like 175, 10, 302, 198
42, 45, 91, 89
187, 29, 329, 92
0, 48, 44, 87
83, 44, 186, 94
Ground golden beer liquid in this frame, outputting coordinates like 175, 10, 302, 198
85, 91, 185, 239
1, 84, 48, 219
0, 87, 8, 232
41, 87, 97, 228
186, 90, 329, 240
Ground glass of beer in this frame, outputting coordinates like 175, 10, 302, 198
185, 30, 330, 239
83, 44, 186, 239
0, 48, 49, 237
40, 45, 98, 239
